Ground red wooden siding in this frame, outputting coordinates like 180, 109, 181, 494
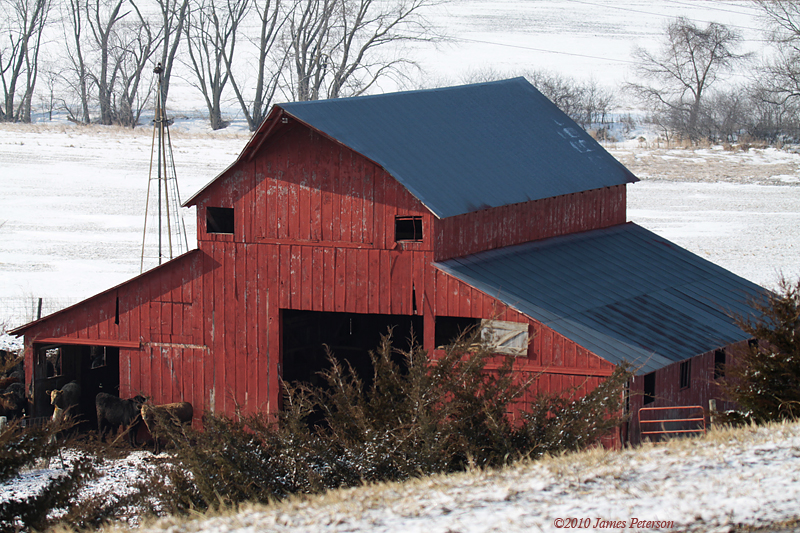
626, 342, 746, 443
196, 124, 434, 254
434, 185, 627, 261
20, 115, 631, 449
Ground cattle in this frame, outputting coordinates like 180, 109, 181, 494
140, 401, 193, 454
0, 382, 26, 419
49, 381, 82, 422
0, 375, 20, 390
95, 392, 147, 446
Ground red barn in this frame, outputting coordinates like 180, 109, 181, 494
12, 78, 765, 443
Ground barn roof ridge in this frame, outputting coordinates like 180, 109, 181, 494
186, 77, 638, 217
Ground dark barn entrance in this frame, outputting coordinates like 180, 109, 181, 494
33, 343, 121, 428
281, 310, 423, 391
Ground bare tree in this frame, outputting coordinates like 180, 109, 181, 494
0, 0, 51, 122
108, 1, 158, 126
79, 0, 159, 127
753, 1, 800, 106
628, 17, 747, 140
61, 0, 92, 123
227, 0, 288, 131
185, 0, 249, 130
285, 0, 441, 101
154, 0, 190, 107
85, 0, 127, 125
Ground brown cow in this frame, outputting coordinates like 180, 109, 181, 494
49, 381, 81, 423
140, 402, 193, 454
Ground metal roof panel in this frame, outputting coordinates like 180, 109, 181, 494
436, 223, 766, 374
279, 78, 638, 218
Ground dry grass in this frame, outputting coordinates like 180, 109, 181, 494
83, 419, 800, 533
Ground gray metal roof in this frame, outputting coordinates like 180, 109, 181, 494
435, 223, 766, 374
279, 78, 638, 219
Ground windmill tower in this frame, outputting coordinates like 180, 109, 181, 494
140, 63, 189, 273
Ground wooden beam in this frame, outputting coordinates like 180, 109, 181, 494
33, 337, 141, 349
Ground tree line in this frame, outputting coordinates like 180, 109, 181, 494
3, 0, 800, 142
0, 0, 439, 130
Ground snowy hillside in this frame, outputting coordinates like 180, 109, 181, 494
5, 421, 797, 532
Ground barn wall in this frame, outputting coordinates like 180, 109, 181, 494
195, 123, 434, 254
433, 185, 627, 261
21, 119, 623, 443
627, 342, 745, 444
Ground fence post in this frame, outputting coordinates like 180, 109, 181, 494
37, 298, 43, 320
708, 399, 717, 428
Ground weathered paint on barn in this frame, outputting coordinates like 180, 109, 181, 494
13, 79, 760, 448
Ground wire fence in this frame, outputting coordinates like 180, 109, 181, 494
0, 297, 80, 331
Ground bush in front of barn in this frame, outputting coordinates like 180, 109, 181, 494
0, 417, 101, 531
149, 329, 632, 513
721, 276, 800, 423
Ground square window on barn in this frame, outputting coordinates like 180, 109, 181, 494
714, 349, 726, 380
206, 206, 235, 234
395, 216, 423, 242
679, 360, 691, 389
643, 372, 655, 405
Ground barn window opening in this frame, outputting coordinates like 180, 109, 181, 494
90, 346, 107, 369
395, 216, 423, 241
643, 372, 655, 405
206, 206, 235, 234
115, 296, 120, 325
434, 318, 528, 356
435, 316, 481, 349
714, 349, 726, 380
44, 347, 62, 378
679, 360, 691, 389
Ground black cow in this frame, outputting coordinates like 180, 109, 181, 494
95, 392, 146, 445
0, 382, 25, 419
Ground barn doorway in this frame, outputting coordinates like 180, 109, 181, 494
281, 310, 423, 392
33, 343, 120, 428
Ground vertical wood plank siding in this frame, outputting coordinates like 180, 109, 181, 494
626, 341, 746, 444
22, 121, 625, 446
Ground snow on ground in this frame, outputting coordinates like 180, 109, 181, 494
23, 421, 785, 532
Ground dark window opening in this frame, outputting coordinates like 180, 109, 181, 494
714, 349, 726, 380
679, 360, 691, 389
206, 206, 235, 234
395, 216, 423, 242
114, 296, 120, 325
643, 372, 656, 405
435, 316, 480, 349
90, 346, 107, 369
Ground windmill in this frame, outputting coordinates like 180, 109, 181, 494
140, 63, 189, 273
